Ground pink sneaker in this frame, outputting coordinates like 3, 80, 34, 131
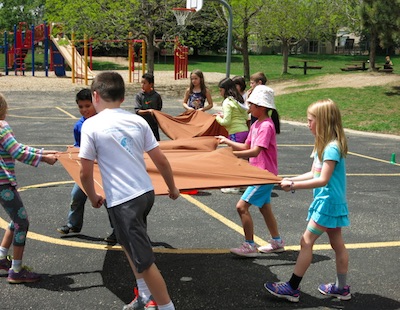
258, 239, 285, 253
230, 242, 258, 257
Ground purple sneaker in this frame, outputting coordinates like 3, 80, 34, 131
264, 281, 300, 303
0, 256, 12, 271
7, 266, 41, 284
318, 283, 351, 300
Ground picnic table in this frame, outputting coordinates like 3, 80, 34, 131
289, 60, 323, 75
378, 63, 393, 73
341, 60, 369, 71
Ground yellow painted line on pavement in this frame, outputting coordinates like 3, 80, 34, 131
347, 173, 400, 176
348, 151, 400, 166
7, 114, 70, 120
180, 193, 267, 245
280, 174, 400, 178
17, 181, 75, 191
7, 106, 78, 120
55, 107, 78, 119
0, 183, 398, 254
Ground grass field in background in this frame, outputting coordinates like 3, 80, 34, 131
275, 86, 400, 135
156, 54, 392, 81
1, 52, 399, 135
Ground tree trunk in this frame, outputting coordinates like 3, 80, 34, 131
369, 33, 377, 71
282, 40, 289, 74
241, 38, 250, 80
146, 30, 155, 74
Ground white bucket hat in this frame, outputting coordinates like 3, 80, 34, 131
246, 85, 276, 109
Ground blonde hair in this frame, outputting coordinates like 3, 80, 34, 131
0, 93, 8, 120
307, 99, 348, 161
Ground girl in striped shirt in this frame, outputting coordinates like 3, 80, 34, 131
0, 93, 58, 284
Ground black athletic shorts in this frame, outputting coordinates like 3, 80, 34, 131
107, 191, 155, 273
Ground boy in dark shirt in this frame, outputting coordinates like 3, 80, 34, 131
134, 73, 163, 141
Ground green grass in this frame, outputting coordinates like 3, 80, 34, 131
1, 52, 399, 135
275, 85, 400, 135
156, 54, 392, 82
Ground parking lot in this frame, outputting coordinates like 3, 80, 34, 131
0, 89, 399, 309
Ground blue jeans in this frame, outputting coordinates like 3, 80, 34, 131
67, 183, 87, 230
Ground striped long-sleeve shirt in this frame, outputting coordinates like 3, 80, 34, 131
0, 121, 42, 186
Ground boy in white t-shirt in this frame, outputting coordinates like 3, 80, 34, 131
79, 72, 180, 310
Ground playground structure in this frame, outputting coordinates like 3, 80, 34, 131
1, 3, 216, 84
4, 22, 50, 76
2, 22, 146, 84
51, 34, 96, 80
51, 33, 147, 85
174, 37, 189, 80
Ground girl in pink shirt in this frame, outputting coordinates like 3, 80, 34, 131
216, 85, 284, 257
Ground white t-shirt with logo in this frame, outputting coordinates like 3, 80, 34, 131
79, 108, 158, 207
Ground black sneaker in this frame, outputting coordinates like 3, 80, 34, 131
57, 225, 81, 235
104, 231, 117, 243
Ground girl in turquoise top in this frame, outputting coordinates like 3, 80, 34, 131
0, 93, 58, 284
265, 99, 351, 303
215, 77, 249, 143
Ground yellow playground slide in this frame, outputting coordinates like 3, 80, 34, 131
51, 36, 95, 79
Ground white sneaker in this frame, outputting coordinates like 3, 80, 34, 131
258, 239, 285, 253
221, 187, 241, 194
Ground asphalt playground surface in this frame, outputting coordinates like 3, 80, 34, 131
0, 88, 399, 310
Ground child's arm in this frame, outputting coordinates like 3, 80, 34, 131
41, 153, 58, 165
133, 93, 143, 114
281, 160, 335, 192
157, 93, 163, 111
182, 89, 193, 110
1, 125, 57, 166
215, 99, 232, 126
80, 158, 104, 208
200, 89, 213, 112
147, 146, 180, 200
282, 163, 315, 183
215, 135, 249, 151
233, 145, 263, 159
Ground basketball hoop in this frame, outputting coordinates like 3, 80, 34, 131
172, 8, 195, 26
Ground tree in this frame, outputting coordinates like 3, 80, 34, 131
312, 0, 361, 55
179, 4, 227, 56
0, 0, 45, 31
218, 0, 265, 79
45, 0, 184, 74
257, 0, 326, 74
360, 0, 400, 70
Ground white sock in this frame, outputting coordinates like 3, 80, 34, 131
137, 278, 151, 301
11, 259, 22, 272
0, 246, 8, 258
158, 301, 175, 310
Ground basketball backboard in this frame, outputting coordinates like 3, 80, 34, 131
186, 0, 203, 11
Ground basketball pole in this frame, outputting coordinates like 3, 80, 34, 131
212, 0, 232, 78
187, 0, 232, 77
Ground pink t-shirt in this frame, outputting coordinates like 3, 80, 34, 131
245, 118, 278, 175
